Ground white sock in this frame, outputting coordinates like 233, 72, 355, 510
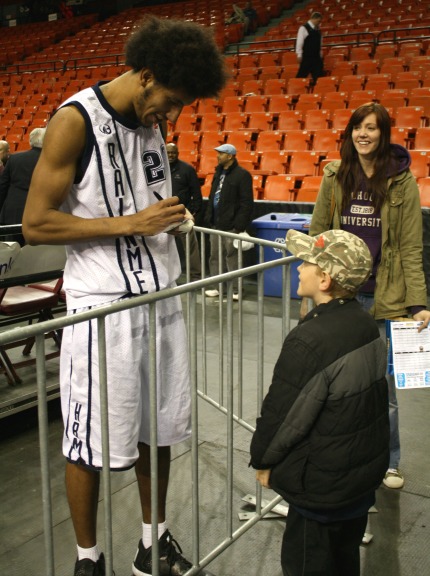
142, 522, 167, 548
77, 544, 100, 562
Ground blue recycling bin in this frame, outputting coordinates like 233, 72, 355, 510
252, 213, 312, 298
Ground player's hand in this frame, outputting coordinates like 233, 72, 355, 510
132, 197, 186, 236
167, 208, 194, 236
413, 310, 430, 333
256, 469, 271, 488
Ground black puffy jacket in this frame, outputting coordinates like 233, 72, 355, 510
250, 298, 390, 510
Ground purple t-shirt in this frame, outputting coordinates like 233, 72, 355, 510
340, 144, 411, 295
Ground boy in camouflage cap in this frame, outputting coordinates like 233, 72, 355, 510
250, 229, 389, 576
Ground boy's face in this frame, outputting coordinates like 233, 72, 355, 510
297, 261, 323, 300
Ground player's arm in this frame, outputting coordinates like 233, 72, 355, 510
23, 106, 185, 246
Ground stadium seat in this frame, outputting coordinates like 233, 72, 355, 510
241, 80, 264, 95
201, 173, 214, 198
225, 131, 253, 151
221, 96, 244, 113
199, 131, 225, 151
247, 112, 274, 132
199, 113, 224, 132
264, 78, 287, 95
286, 77, 310, 96
277, 110, 303, 130
390, 127, 410, 147
282, 130, 311, 151
294, 175, 323, 202
417, 177, 430, 206
263, 174, 296, 201
311, 129, 342, 153
267, 94, 294, 114
258, 150, 289, 174
303, 109, 331, 131
175, 131, 200, 152
409, 151, 430, 178
294, 93, 322, 112
223, 112, 248, 132
243, 95, 268, 113
287, 151, 320, 179
414, 128, 430, 151
171, 114, 198, 133
394, 106, 426, 129
255, 130, 283, 151
331, 109, 353, 130
321, 92, 348, 112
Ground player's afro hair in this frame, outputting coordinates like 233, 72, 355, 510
125, 16, 228, 100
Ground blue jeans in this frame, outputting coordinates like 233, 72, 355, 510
356, 293, 400, 469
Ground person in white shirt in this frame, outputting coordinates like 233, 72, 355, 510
295, 11, 324, 82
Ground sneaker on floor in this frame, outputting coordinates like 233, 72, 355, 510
383, 468, 404, 489
74, 553, 106, 576
205, 289, 219, 297
132, 531, 193, 576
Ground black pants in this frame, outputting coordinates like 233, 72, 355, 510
296, 56, 324, 82
281, 507, 368, 576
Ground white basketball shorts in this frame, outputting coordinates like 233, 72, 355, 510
60, 294, 191, 470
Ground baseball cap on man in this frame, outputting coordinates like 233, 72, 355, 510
285, 229, 372, 292
214, 144, 237, 155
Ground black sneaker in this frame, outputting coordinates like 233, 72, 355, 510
132, 530, 193, 576
74, 553, 105, 576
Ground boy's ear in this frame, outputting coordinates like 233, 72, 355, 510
320, 271, 333, 292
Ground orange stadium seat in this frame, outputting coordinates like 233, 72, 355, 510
282, 130, 310, 151
414, 128, 430, 151
409, 151, 430, 178
277, 110, 303, 130
263, 174, 296, 201
255, 130, 284, 151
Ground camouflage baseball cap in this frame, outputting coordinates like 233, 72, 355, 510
285, 229, 372, 291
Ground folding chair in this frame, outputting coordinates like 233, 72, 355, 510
199, 131, 225, 151
258, 150, 289, 174
294, 93, 322, 112
0, 243, 66, 385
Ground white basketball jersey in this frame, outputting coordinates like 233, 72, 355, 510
59, 84, 180, 309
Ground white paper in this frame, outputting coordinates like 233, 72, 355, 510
390, 321, 430, 389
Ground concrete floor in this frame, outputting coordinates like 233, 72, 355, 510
0, 283, 429, 576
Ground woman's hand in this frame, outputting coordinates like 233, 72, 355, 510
412, 310, 430, 332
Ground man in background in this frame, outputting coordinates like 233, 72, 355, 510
167, 142, 202, 280
204, 144, 253, 300
0, 140, 10, 175
0, 128, 46, 228
296, 11, 324, 83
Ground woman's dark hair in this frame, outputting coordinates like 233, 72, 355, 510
337, 102, 394, 212
125, 16, 228, 100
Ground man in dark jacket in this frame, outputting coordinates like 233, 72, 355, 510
250, 229, 389, 576
167, 142, 202, 280
204, 144, 253, 299
0, 128, 46, 227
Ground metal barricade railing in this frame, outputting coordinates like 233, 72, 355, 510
0, 227, 298, 576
